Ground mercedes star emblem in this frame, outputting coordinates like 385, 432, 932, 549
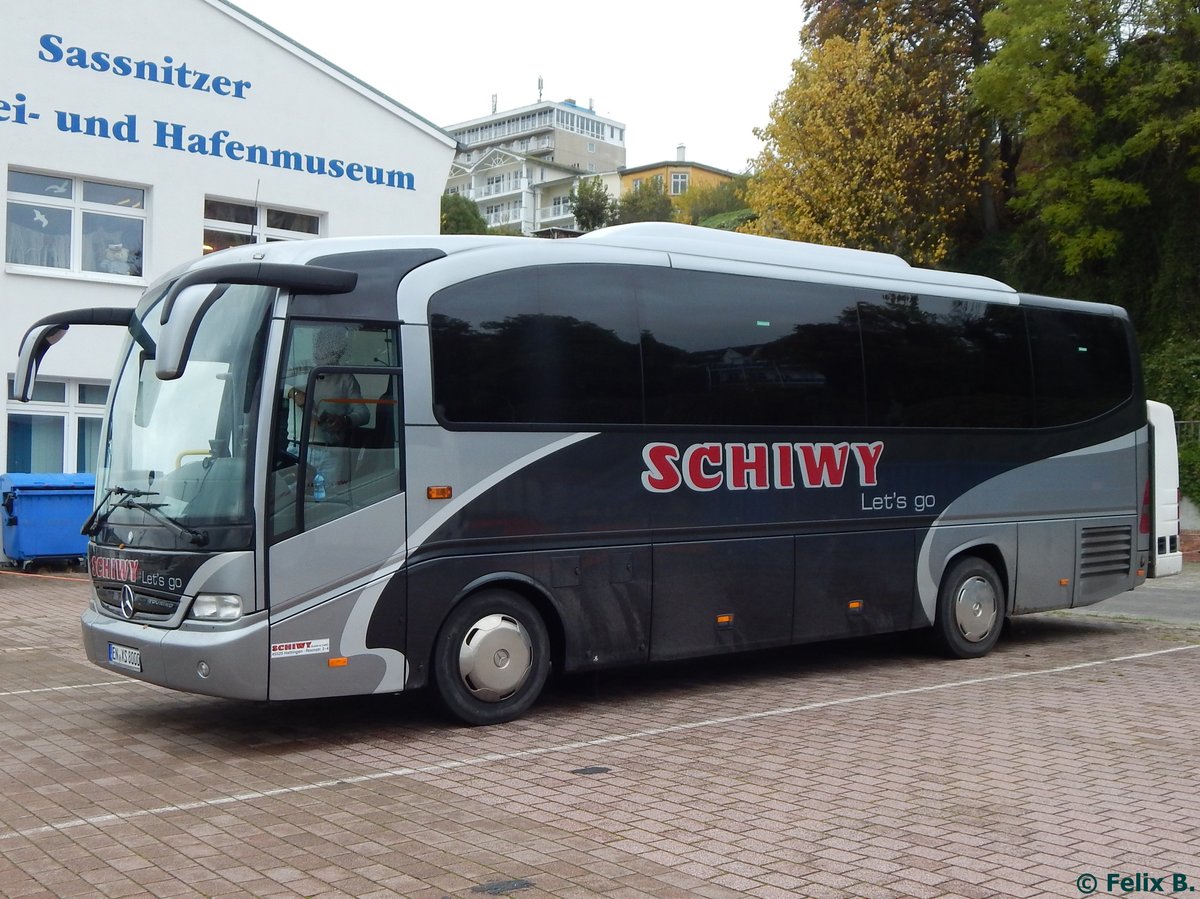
120, 584, 136, 619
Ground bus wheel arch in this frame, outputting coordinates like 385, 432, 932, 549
933, 550, 1007, 659
431, 581, 558, 726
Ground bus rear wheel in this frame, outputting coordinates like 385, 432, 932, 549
432, 589, 550, 726
934, 556, 1003, 659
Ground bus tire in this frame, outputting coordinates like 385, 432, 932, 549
934, 556, 1003, 659
432, 589, 550, 726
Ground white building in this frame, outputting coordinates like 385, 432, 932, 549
1, 0, 456, 488
444, 99, 625, 235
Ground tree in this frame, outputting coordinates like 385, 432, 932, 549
802, 0, 1014, 235
746, 15, 982, 265
440, 193, 487, 234
568, 177, 614, 231
676, 176, 751, 226
612, 177, 676, 225
971, 0, 1200, 341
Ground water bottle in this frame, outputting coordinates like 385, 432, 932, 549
313, 469, 326, 502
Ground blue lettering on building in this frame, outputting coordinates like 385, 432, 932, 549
17, 33, 421, 192
38, 34, 253, 99
153, 120, 416, 190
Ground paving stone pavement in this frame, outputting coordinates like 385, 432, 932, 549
1, 567, 1198, 899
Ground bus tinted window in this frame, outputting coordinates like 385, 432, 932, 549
430, 265, 641, 425
860, 295, 1033, 428
1028, 308, 1133, 426
638, 269, 866, 427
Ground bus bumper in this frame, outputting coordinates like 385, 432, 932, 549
81, 607, 269, 700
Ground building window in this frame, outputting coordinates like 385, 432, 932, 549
6, 377, 108, 473
552, 196, 572, 217
588, 142, 597, 154
202, 198, 322, 255
6, 170, 145, 277
671, 173, 690, 195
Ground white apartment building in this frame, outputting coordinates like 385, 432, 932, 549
444, 99, 626, 235
1, 0, 456, 498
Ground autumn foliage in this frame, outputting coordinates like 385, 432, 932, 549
747, 15, 982, 265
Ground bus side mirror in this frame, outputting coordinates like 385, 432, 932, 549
154, 263, 357, 381
14, 322, 69, 402
155, 284, 230, 380
14, 307, 139, 401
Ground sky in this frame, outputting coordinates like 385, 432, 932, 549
230, 0, 810, 175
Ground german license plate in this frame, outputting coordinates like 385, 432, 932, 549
108, 642, 141, 672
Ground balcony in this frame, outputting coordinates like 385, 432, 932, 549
480, 180, 525, 197
485, 209, 526, 227
540, 205, 575, 224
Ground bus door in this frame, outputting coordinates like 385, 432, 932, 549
265, 320, 409, 699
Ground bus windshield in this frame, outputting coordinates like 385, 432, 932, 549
95, 283, 276, 551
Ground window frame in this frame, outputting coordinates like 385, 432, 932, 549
5, 376, 110, 473
269, 320, 404, 541
202, 197, 323, 256
5, 169, 147, 281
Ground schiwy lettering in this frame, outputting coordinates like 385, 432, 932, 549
89, 556, 142, 583
641, 441, 885, 493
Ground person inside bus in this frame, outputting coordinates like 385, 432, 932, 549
286, 325, 369, 492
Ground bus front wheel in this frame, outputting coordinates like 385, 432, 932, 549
432, 589, 551, 726
934, 556, 1003, 659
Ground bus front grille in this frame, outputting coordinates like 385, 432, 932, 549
97, 586, 180, 623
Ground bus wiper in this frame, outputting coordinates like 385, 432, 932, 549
81, 485, 146, 537
81, 486, 210, 547
115, 494, 210, 547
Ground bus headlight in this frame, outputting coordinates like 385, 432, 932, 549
190, 593, 243, 621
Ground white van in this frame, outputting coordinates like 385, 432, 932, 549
1147, 400, 1183, 577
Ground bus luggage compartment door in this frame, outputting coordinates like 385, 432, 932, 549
793, 530, 916, 642
650, 537, 793, 661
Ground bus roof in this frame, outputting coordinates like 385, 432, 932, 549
172, 222, 1020, 304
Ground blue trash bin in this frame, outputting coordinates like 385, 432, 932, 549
0, 473, 95, 566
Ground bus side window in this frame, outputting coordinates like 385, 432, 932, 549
270, 321, 402, 540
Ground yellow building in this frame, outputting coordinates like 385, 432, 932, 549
618, 145, 735, 206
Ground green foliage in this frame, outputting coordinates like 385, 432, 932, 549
568, 177, 614, 231
440, 193, 488, 234
677, 177, 749, 225
1178, 441, 1200, 503
612, 177, 676, 225
700, 208, 757, 231
973, 0, 1143, 274
1143, 337, 1200, 422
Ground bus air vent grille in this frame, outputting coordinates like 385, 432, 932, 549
1079, 525, 1132, 578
